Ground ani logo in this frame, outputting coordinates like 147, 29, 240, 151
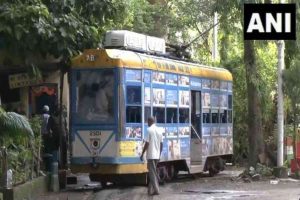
244, 4, 296, 40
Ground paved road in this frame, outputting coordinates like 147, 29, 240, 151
38, 169, 300, 200
90, 169, 300, 200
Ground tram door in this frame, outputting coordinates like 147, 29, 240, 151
190, 91, 202, 164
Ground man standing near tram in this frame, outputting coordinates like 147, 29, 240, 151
140, 116, 163, 195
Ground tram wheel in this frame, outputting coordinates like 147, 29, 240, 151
208, 167, 219, 177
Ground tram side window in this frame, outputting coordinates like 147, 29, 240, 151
126, 86, 142, 123
220, 110, 227, 123
127, 86, 141, 104
167, 108, 178, 123
211, 109, 219, 123
153, 107, 165, 123
179, 108, 189, 123
126, 106, 141, 123
203, 108, 211, 123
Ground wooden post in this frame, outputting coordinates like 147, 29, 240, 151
1, 146, 8, 189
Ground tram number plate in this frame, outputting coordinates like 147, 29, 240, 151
90, 130, 102, 137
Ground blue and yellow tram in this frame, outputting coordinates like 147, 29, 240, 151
70, 34, 233, 183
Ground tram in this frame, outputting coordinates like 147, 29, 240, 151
69, 30, 233, 184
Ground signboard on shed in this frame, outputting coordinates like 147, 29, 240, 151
9, 73, 43, 89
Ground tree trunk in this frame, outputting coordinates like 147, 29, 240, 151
244, 40, 264, 167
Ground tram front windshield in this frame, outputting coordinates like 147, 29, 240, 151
74, 69, 115, 124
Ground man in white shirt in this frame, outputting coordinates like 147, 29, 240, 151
140, 116, 163, 195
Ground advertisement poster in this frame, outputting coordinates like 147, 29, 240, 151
179, 90, 189, 107
153, 71, 165, 84
220, 126, 227, 135
144, 71, 151, 83
202, 127, 211, 136
219, 95, 227, 108
126, 69, 141, 82
220, 81, 228, 90
211, 127, 220, 135
166, 127, 178, 138
160, 140, 168, 161
202, 79, 211, 89
228, 82, 232, 91
144, 87, 151, 105
179, 126, 189, 137
168, 139, 181, 160
119, 141, 143, 157
166, 74, 178, 85
190, 77, 201, 88
153, 88, 165, 106
211, 94, 219, 107
166, 90, 178, 107
202, 137, 212, 156
180, 139, 190, 158
125, 126, 142, 139
211, 80, 220, 89
212, 137, 233, 155
178, 75, 189, 86
202, 93, 210, 107
228, 126, 233, 135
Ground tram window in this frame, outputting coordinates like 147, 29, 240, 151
179, 108, 189, 123
76, 69, 114, 123
126, 106, 141, 123
167, 108, 178, 123
220, 110, 227, 123
228, 110, 232, 123
203, 108, 211, 123
211, 109, 219, 123
153, 107, 165, 123
228, 95, 232, 109
144, 106, 151, 123
127, 86, 141, 104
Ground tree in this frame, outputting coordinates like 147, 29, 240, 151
0, 0, 127, 65
283, 61, 300, 162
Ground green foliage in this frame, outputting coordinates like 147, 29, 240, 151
0, 107, 33, 138
0, 108, 42, 185
0, 0, 127, 63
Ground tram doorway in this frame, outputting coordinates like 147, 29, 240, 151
190, 90, 202, 164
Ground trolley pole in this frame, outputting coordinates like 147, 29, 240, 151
277, 39, 284, 167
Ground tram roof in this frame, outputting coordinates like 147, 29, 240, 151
71, 49, 233, 81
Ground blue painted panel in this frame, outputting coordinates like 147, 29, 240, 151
180, 138, 190, 158
71, 156, 142, 164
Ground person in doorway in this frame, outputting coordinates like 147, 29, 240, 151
47, 105, 68, 169
140, 116, 163, 195
41, 105, 51, 153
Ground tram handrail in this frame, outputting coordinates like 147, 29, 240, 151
191, 125, 202, 142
